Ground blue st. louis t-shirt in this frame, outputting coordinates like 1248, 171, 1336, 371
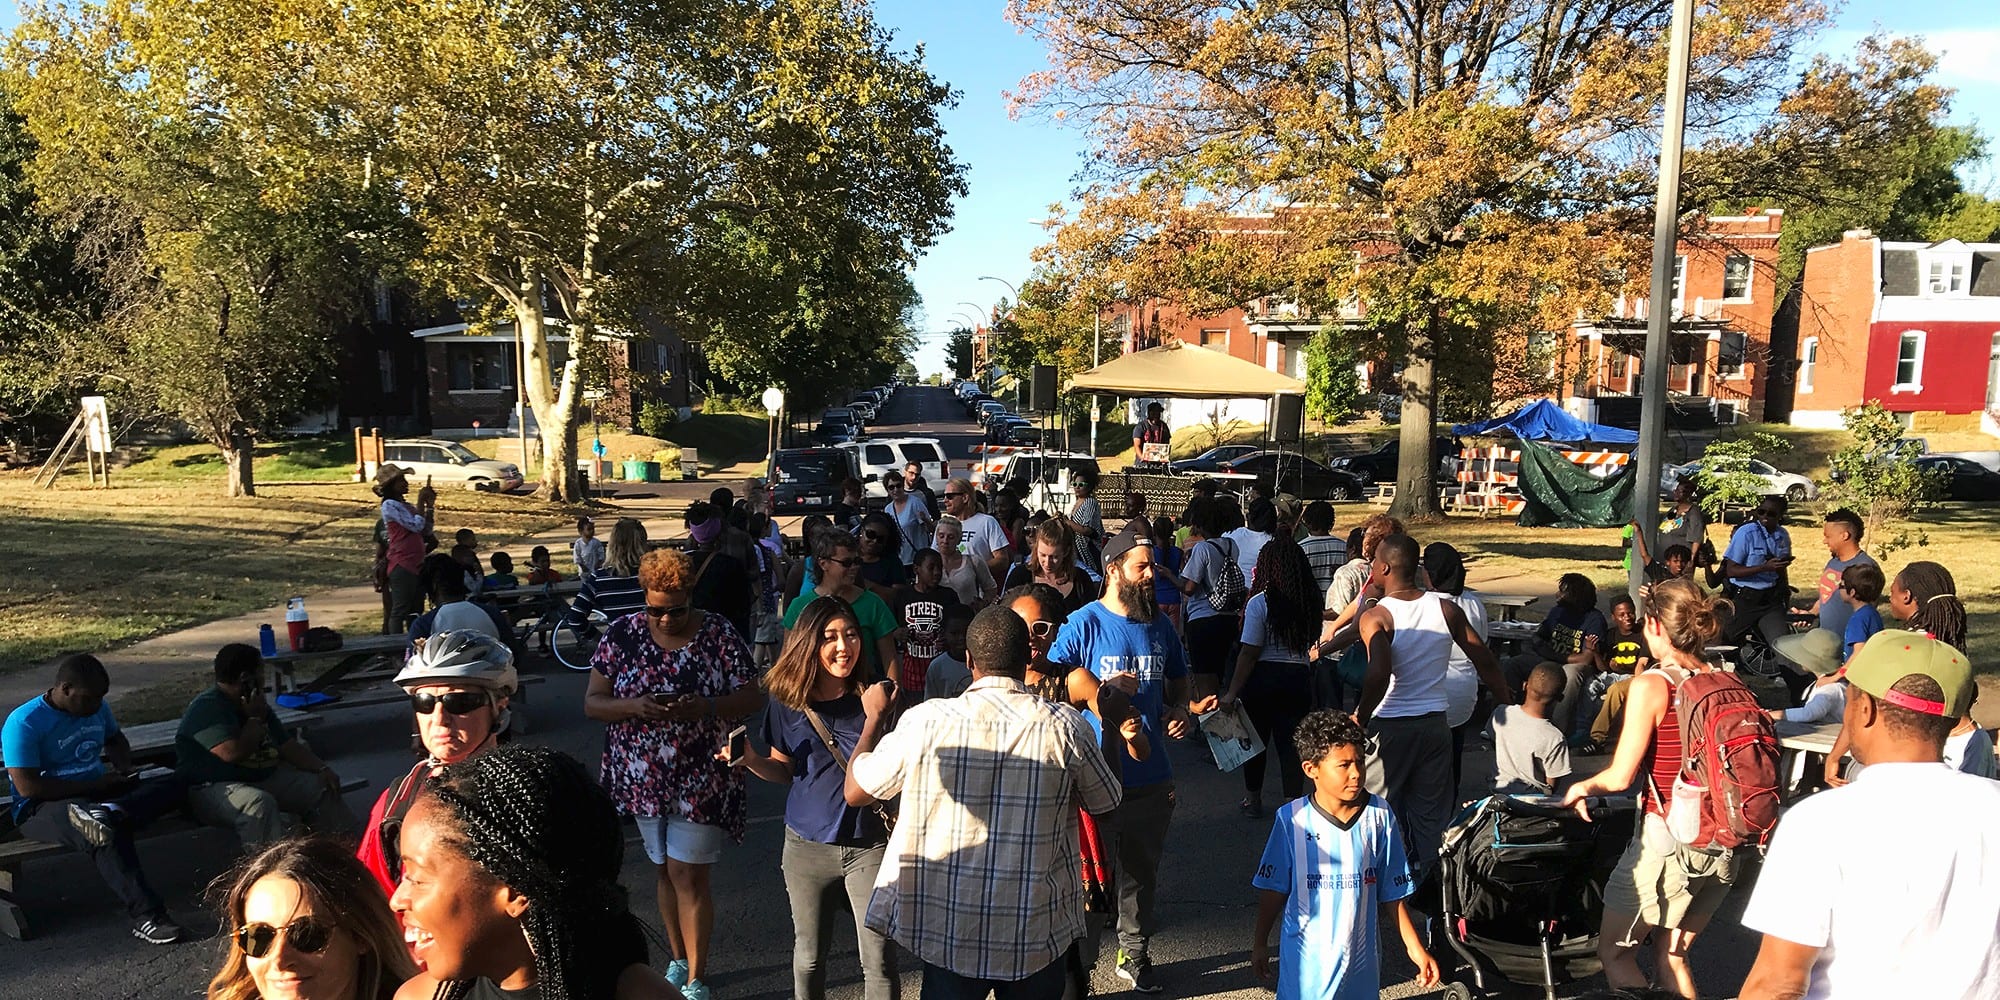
1253, 794, 1415, 1000
2, 695, 120, 822
1047, 601, 1188, 788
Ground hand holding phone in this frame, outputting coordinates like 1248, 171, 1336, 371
725, 725, 749, 767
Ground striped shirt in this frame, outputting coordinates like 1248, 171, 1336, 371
1253, 794, 1415, 1000
1643, 670, 1689, 815
851, 676, 1122, 980
1298, 534, 1347, 594
566, 571, 645, 626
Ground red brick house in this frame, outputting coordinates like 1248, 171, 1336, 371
1789, 231, 2000, 433
410, 320, 698, 435
1565, 210, 1785, 424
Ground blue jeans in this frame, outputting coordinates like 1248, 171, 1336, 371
921, 951, 1068, 1000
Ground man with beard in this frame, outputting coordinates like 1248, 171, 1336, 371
1047, 522, 1194, 993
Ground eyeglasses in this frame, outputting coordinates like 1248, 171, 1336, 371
645, 603, 693, 620
886, 481, 905, 490
235, 917, 334, 958
944, 491, 969, 499
411, 690, 490, 716
1027, 620, 1054, 640
863, 531, 891, 542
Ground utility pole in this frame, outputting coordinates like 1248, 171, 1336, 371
1631, 0, 1695, 602
1087, 312, 1101, 459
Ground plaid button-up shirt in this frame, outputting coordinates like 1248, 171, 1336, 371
852, 675, 1122, 980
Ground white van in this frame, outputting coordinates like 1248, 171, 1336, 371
840, 437, 949, 499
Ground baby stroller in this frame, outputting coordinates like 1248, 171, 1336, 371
1434, 794, 1637, 999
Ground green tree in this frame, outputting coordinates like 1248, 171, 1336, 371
22, 0, 964, 500
1012, 1, 1953, 519
1303, 330, 1361, 425
1820, 401, 1940, 555
1688, 433, 1792, 521
946, 326, 976, 378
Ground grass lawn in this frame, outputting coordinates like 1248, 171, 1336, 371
0, 476, 577, 670
99, 435, 360, 486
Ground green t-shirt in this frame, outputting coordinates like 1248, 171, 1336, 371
783, 588, 900, 680
175, 687, 294, 784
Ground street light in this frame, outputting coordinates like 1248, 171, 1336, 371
978, 275, 1019, 301
761, 386, 784, 468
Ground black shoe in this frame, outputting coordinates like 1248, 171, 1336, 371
1575, 739, 1611, 756
1115, 949, 1162, 993
67, 802, 119, 848
131, 915, 183, 945
1238, 795, 1264, 819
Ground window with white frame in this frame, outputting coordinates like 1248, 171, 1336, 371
1799, 338, 1817, 393
1722, 253, 1753, 300
1923, 252, 1971, 296
1893, 331, 1925, 390
1672, 255, 1686, 302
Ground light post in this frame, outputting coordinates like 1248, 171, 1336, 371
761, 386, 784, 473
978, 275, 1019, 301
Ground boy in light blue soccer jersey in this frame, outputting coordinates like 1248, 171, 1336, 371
1251, 709, 1439, 999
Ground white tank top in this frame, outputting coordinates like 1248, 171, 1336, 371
1376, 592, 1453, 718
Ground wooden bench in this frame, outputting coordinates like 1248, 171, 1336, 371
0, 771, 366, 940
114, 706, 320, 767
1480, 594, 1539, 623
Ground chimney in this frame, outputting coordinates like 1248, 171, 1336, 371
1842, 228, 1873, 241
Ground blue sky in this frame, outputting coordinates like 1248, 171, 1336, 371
5, 1, 1994, 376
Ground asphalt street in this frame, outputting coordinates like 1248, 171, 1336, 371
4, 385, 1768, 998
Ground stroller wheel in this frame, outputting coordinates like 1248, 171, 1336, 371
1443, 984, 1474, 1000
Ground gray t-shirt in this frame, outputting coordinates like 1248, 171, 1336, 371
1491, 705, 1573, 796
1817, 550, 1880, 636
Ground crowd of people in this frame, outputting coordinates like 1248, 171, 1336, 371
6, 460, 1999, 1000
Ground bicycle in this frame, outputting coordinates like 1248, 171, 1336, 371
525, 604, 608, 671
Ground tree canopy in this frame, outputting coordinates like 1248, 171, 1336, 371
1010, 0, 1960, 518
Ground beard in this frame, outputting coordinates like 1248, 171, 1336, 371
1115, 573, 1157, 623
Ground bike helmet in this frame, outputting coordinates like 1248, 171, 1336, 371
395, 629, 518, 695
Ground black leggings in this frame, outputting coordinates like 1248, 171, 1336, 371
1242, 661, 1313, 799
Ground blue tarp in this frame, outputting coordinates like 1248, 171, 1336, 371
1451, 399, 1639, 445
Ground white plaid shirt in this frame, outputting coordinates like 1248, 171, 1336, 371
852, 675, 1122, 980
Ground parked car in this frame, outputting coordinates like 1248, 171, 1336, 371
823, 406, 866, 434
378, 438, 524, 491
839, 436, 950, 499
811, 420, 860, 446
975, 400, 1007, 426
1917, 456, 2000, 501
1660, 459, 1817, 501
993, 451, 1103, 512
964, 393, 996, 417
1328, 436, 1461, 485
1219, 451, 1367, 502
770, 447, 862, 514
1169, 444, 1260, 475
846, 397, 877, 421
990, 414, 1041, 445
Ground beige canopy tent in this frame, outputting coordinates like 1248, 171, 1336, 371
1067, 339, 1306, 398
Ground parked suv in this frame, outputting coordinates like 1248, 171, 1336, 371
376, 438, 524, 491
770, 447, 862, 514
839, 437, 949, 499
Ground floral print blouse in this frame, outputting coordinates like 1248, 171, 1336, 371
591, 610, 758, 840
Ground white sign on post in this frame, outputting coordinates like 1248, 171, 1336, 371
81, 396, 112, 454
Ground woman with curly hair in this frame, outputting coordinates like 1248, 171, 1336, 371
208, 836, 415, 1000
1208, 537, 1323, 817
582, 547, 765, 1000
391, 745, 676, 1000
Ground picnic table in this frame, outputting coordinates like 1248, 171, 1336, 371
119, 706, 319, 765
264, 633, 411, 694
1480, 594, 1539, 622
1485, 619, 1538, 655
1775, 720, 1843, 802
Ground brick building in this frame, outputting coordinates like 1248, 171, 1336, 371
1789, 231, 2000, 432
409, 320, 698, 435
1565, 210, 1786, 424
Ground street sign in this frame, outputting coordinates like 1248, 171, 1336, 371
761, 386, 784, 415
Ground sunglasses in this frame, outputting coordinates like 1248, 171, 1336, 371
944, 491, 970, 499
1027, 620, 1055, 640
824, 556, 858, 567
863, 531, 892, 542
886, 481, 905, 490
235, 917, 334, 958
411, 690, 490, 716
645, 604, 693, 620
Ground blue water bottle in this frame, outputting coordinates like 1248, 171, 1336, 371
258, 624, 278, 657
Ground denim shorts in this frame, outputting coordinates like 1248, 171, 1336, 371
633, 814, 725, 865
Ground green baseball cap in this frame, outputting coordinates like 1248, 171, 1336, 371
1839, 631, 1976, 717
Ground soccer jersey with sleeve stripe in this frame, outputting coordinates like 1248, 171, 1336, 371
1252, 794, 1415, 1000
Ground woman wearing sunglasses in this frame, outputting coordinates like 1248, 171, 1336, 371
782, 528, 902, 683
583, 547, 764, 1000
853, 511, 910, 599
356, 630, 516, 896
728, 597, 899, 1000
209, 835, 414, 1000
391, 745, 676, 1000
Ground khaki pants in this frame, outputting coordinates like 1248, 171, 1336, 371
188, 766, 358, 848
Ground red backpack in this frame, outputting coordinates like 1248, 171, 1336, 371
1661, 667, 1783, 851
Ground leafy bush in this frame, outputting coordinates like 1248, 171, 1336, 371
638, 400, 679, 437
1689, 432, 1791, 520
1819, 401, 1941, 555
1305, 330, 1361, 424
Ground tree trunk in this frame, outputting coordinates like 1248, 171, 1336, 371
220, 427, 256, 498
1389, 310, 1442, 521
507, 284, 583, 503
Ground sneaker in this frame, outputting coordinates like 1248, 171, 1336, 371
1238, 795, 1264, 819
1115, 949, 1162, 993
67, 802, 119, 848
680, 980, 711, 1000
665, 960, 690, 988
131, 915, 183, 945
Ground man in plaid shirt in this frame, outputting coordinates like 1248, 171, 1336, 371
846, 607, 1122, 997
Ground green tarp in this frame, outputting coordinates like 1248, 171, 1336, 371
1515, 439, 1635, 528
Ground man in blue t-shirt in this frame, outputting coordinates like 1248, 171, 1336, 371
1719, 495, 1795, 644
1046, 524, 1193, 994
1, 655, 187, 944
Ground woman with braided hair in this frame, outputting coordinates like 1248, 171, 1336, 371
1202, 536, 1322, 818
1824, 560, 1970, 788
390, 744, 675, 1000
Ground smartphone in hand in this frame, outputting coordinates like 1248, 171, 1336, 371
726, 725, 749, 765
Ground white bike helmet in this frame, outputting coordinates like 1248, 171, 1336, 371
396, 629, 519, 695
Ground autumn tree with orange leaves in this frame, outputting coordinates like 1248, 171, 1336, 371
1010, 0, 1955, 518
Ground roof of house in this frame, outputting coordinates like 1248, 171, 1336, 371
1880, 239, 2000, 297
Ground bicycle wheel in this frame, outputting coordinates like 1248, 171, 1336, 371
551, 613, 607, 671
